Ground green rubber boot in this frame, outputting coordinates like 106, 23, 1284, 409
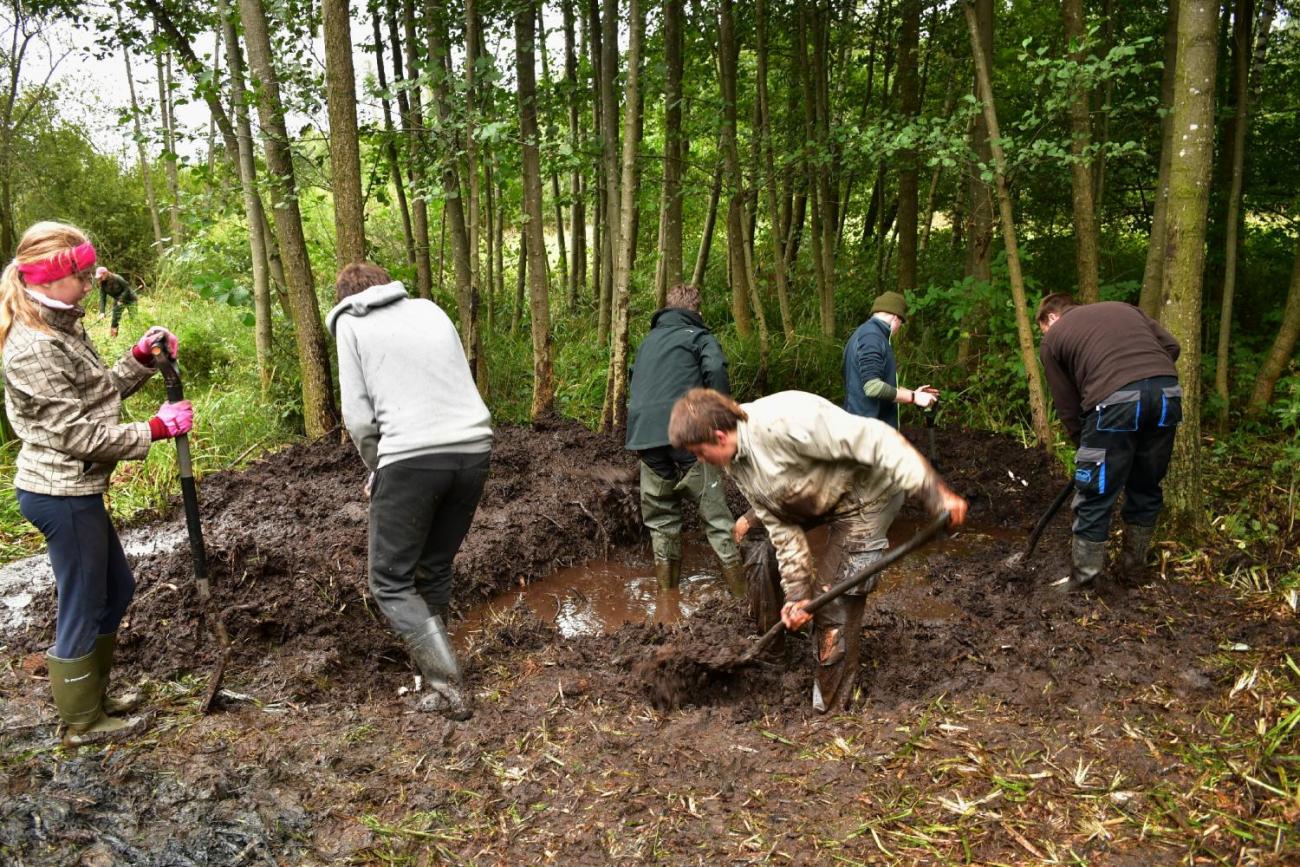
720, 561, 746, 599
1119, 523, 1158, 584
1050, 537, 1107, 592
94, 634, 142, 715
47, 650, 145, 747
654, 559, 682, 590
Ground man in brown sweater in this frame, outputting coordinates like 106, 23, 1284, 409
1037, 294, 1182, 591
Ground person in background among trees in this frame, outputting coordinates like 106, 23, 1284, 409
94, 266, 137, 338
1, 221, 189, 746
326, 262, 492, 722
625, 283, 743, 595
669, 388, 968, 713
1036, 293, 1182, 592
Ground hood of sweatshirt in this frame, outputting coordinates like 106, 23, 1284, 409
325, 281, 409, 335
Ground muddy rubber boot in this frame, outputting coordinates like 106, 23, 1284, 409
811, 595, 866, 714
47, 651, 146, 747
1119, 523, 1157, 585
654, 558, 681, 590
94, 634, 142, 715
1051, 537, 1107, 592
720, 561, 746, 599
405, 616, 472, 721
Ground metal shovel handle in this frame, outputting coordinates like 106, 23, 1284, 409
1023, 479, 1074, 560
739, 510, 952, 664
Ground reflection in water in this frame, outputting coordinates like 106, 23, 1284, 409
457, 521, 1013, 642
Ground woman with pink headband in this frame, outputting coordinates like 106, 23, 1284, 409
0, 220, 192, 746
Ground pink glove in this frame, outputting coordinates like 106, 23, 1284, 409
149, 400, 193, 440
132, 326, 179, 366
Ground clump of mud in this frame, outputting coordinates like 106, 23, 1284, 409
12, 420, 642, 701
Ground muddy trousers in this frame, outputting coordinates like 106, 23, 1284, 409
16, 490, 134, 659
812, 491, 905, 713
1072, 376, 1181, 543
639, 460, 739, 566
368, 453, 490, 636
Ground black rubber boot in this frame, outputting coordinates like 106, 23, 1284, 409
1051, 537, 1107, 592
1119, 523, 1157, 584
405, 616, 471, 721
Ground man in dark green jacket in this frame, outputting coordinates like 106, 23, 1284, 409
95, 267, 137, 337
626, 283, 742, 593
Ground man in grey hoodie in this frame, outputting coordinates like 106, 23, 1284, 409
326, 263, 493, 720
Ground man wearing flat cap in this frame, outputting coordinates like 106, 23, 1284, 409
843, 291, 938, 427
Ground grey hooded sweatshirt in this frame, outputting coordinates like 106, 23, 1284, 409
326, 281, 492, 470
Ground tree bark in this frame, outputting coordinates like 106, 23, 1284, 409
1160, 0, 1218, 531
965, 1, 1052, 449
155, 43, 182, 246
401, 0, 433, 298
660, 0, 685, 299
1213, 0, 1256, 430
323, 0, 366, 267
1247, 233, 1300, 415
237, 0, 338, 437
220, 0, 273, 395
603, 0, 644, 431
563, 0, 585, 309
1061, 0, 1100, 303
371, 4, 414, 266
1138, 2, 1179, 318
691, 157, 723, 288
516, 2, 555, 421
896, 0, 920, 296
464, 0, 484, 328
757, 0, 794, 341
538, 5, 569, 297
595, 0, 619, 346
120, 36, 163, 252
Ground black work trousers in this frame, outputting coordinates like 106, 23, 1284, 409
368, 452, 490, 636
1072, 376, 1181, 542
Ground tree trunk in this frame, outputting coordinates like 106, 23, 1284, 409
965, 1, 1052, 449
1138, 2, 1179, 318
1247, 234, 1300, 415
323, 0, 366, 266
563, 0, 585, 309
426, 5, 483, 382
372, 4, 414, 266
120, 37, 163, 252
1214, 0, 1256, 430
603, 0, 644, 431
661, 0, 685, 296
238, 0, 338, 437
757, 0, 794, 341
464, 0, 484, 332
595, 0, 619, 346
516, 2, 555, 421
538, 6, 569, 297
1062, 0, 1100, 304
401, 0, 433, 298
1160, 0, 1218, 531
512, 229, 526, 338
220, 0, 273, 396
692, 158, 723, 287
156, 45, 182, 246
896, 0, 920, 296
964, 0, 994, 290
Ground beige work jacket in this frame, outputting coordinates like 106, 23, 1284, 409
727, 391, 939, 602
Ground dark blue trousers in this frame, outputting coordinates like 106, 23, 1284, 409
17, 490, 135, 659
1071, 376, 1181, 542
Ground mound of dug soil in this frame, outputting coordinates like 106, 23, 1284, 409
14, 419, 641, 701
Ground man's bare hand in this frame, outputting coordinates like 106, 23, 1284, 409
732, 513, 752, 544
781, 599, 812, 631
938, 484, 968, 526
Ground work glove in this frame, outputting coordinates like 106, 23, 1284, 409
148, 400, 194, 440
131, 326, 180, 366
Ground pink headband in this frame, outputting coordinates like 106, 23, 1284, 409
16, 242, 97, 286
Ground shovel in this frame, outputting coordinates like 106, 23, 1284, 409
923, 404, 938, 466
734, 510, 951, 666
1006, 478, 1074, 567
152, 342, 230, 713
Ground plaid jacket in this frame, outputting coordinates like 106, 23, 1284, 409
3, 305, 156, 495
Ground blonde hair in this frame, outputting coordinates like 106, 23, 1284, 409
668, 388, 748, 448
0, 221, 91, 350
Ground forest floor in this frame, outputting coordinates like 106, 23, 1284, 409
1, 420, 1297, 864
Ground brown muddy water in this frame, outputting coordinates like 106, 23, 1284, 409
455, 520, 1018, 644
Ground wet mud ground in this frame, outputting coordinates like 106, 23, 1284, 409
2, 420, 1297, 864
